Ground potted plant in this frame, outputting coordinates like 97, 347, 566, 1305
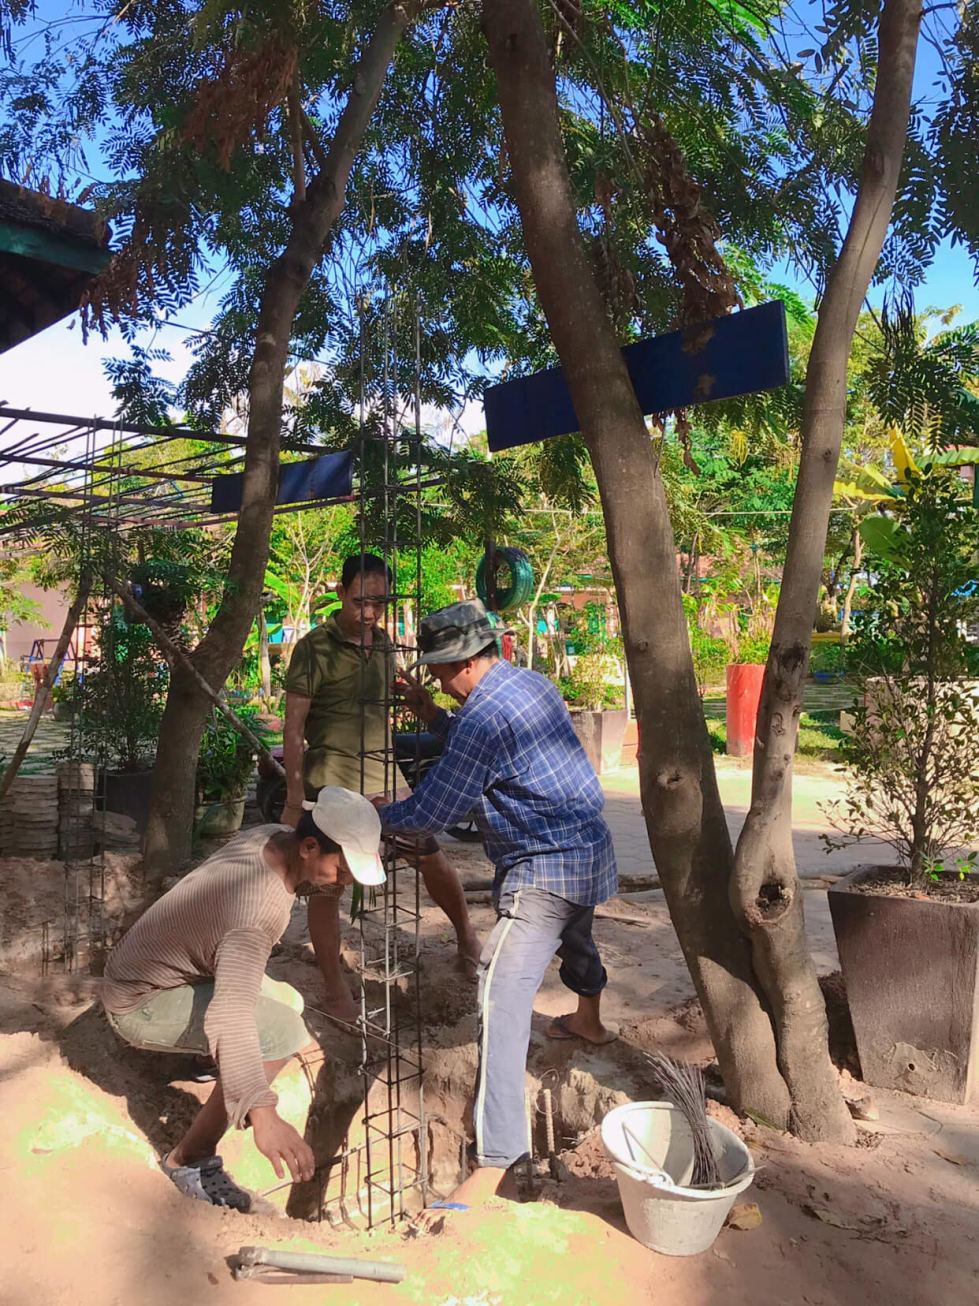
561, 653, 627, 775
195, 707, 269, 837
78, 609, 168, 835
810, 640, 845, 683
688, 627, 729, 699
824, 471, 979, 1105
724, 634, 770, 758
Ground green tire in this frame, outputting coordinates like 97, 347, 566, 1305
475, 547, 535, 612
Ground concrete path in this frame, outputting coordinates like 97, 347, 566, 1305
597, 759, 894, 982
600, 760, 891, 882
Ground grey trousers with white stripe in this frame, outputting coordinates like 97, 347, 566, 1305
473, 885, 608, 1170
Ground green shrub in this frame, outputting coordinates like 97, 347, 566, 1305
196, 707, 272, 802
810, 642, 844, 675
823, 472, 979, 884
77, 610, 169, 771
689, 628, 729, 697
735, 634, 770, 665
560, 653, 623, 711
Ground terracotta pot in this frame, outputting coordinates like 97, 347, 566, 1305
828, 865, 979, 1105
725, 663, 765, 757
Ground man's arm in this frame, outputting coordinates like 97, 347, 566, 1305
282, 692, 311, 828
205, 929, 313, 1180
380, 718, 495, 835
396, 670, 452, 740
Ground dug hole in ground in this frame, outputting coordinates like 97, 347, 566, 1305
2, 764, 979, 1305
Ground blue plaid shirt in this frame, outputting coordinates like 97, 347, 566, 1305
380, 660, 617, 907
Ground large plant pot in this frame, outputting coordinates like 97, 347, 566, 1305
569, 708, 628, 775
725, 663, 765, 757
195, 795, 246, 837
828, 865, 979, 1105
101, 767, 155, 837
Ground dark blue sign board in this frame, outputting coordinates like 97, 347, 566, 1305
484, 300, 789, 453
210, 449, 353, 514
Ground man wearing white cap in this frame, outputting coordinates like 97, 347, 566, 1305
102, 787, 383, 1213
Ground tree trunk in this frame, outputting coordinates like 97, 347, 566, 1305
483, 0, 791, 1125
731, 0, 923, 1141
0, 575, 91, 803
143, 0, 421, 879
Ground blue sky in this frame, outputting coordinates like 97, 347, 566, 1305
1, 0, 975, 432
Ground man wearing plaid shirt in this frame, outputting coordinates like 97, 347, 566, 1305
377, 599, 618, 1230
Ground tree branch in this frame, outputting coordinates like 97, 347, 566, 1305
288, 70, 307, 204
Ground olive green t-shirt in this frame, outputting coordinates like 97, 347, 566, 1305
284, 616, 394, 795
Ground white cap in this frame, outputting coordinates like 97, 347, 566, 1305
301, 787, 385, 887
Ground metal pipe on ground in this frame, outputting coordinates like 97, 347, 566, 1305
234, 1245, 407, 1284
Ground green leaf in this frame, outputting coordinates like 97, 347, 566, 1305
859, 516, 902, 561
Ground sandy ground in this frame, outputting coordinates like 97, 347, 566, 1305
1, 766, 978, 1305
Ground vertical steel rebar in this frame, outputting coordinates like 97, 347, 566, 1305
353, 288, 428, 1227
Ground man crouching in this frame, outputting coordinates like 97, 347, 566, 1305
101, 787, 384, 1212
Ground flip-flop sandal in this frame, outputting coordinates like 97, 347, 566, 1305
545, 1013, 619, 1045
162, 1153, 252, 1212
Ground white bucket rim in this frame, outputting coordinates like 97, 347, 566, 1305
601, 1100, 754, 1200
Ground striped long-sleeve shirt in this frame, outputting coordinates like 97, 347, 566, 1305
101, 825, 296, 1128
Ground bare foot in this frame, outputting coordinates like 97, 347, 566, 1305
546, 1012, 619, 1044
321, 985, 360, 1024
455, 932, 481, 981
412, 1165, 509, 1234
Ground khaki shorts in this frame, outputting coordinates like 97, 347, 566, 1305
106, 974, 308, 1062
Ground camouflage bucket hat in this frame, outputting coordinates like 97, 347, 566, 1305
410, 599, 509, 667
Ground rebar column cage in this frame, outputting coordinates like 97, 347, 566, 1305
57, 419, 132, 976
353, 292, 429, 1227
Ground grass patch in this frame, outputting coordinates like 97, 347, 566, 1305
705, 711, 842, 759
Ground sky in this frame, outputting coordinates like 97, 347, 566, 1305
1, 1, 975, 448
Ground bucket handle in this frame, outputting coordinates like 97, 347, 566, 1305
619, 1121, 677, 1189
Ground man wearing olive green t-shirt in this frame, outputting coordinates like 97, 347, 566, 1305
283, 554, 479, 1021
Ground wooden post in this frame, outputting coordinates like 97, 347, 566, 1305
0, 574, 92, 804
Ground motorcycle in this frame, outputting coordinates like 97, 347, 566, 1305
255, 731, 483, 842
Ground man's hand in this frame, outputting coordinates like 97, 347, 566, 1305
396, 671, 438, 723
281, 799, 304, 829
250, 1106, 315, 1183
370, 795, 388, 812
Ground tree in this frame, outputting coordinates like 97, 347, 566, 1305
482, 0, 793, 1128
75, 0, 430, 877
731, 0, 925, 1143
482, 0, 965, 1138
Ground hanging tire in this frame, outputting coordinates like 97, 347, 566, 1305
475, 546, 535, 613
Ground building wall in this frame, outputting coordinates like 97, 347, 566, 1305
5, 583, 69, 663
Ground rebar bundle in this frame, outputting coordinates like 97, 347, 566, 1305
645, 1053, 720, 1188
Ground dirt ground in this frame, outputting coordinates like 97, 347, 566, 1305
2, 830, 978, 1305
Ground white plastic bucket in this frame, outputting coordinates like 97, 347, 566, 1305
601, 1101, 755, 1256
